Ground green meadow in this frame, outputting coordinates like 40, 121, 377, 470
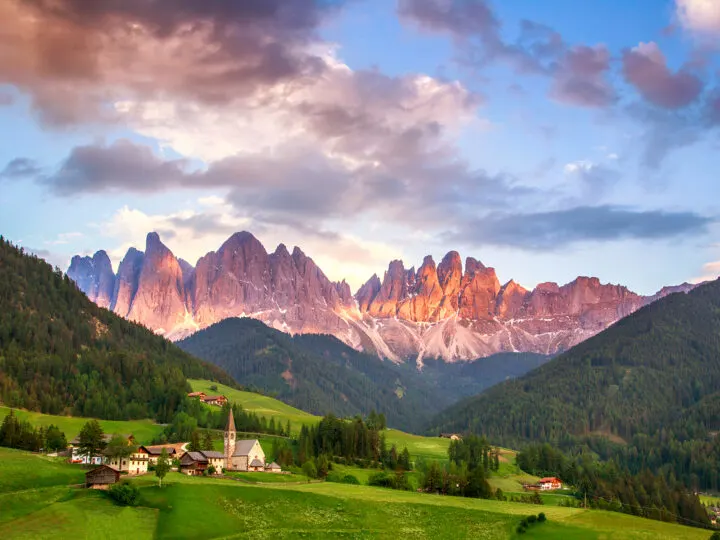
189, 379, 318, 429
0, 406, 164, 444
190, 379, 453, 461
0, 448, 710, 539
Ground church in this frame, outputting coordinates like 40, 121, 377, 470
223, 409, 266, 471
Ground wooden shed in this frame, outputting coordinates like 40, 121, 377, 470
85, 465, 121, 489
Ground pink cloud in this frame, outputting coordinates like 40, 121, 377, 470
622, 42, 703, 108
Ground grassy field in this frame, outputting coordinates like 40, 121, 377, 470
189, 379, 318, 431
0, 406, 164, 444
0, 449, 710, 539
225, 471, 311, 484
190, 379, 454, 462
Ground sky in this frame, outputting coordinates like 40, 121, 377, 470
0, 0, 719, 295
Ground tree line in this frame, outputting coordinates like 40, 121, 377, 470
0, 409, 67, 452
517, 442, 712, 528
0, 237, 233, 423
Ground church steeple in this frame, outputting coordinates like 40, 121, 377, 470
224, 408, 236, 471
226, 408, 236, 433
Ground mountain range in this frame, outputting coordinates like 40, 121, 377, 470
68, 231, 697, 362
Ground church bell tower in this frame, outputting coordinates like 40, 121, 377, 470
224, 408, 236, 471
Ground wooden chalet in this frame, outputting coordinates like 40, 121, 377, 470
538, 477, 563, 491
201, 395, 228, 407
144, 445, 180, 465
179, 450, 225, 475
85, 465, 121, 489
187, 391, 207, 399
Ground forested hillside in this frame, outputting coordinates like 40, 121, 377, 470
431, 279, 720, 490
0, 238, 234, 422
178, 318, 445, 432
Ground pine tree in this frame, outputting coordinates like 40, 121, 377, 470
188, 430, 201, 452
202, 431, 213, 451
78, 420, 105, 462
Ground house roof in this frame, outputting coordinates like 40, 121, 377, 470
249, 459, 264, 468
539, 477, 560, 483
202, 395, 225, 401
85, 464, 120, 479
265, 462, 281, 469
201, 450, 225, 459
185, 451, 208, 463
232, 439, 259, 457
144, 445, 177, 456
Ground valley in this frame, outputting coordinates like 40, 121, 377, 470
0, 448, 710, 539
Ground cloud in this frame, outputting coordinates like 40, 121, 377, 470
452, 205, 713, 250
550, 45, 615, 108
44, 232, 84, 246
397, 0, 564, 74
622, 42, 703, 109
398, 0, 622, 110
0, 91, 13, 106
676, 0, 720, 36
693, 260, 720, 283
99, 201, 401, 289
563, 160, 619, 199
1, 158, 41, 179
0, 0, 346, 124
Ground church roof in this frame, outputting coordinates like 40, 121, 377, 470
226, 409, 236, 432
232, 439, 259, 457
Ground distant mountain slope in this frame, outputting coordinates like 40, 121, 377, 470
430, 278, 720, 443
0, 237, 234, 422
69, 230, 697, 362
177, 317, 548, 432
178, 317, 443, 432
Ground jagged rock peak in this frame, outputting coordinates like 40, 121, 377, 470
219, 231, 264, 251
273, 243, 291, 257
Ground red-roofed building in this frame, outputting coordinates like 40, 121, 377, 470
202, 395, 228, 407
538, 477, 562, 491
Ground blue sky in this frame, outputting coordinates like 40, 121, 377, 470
0, 0, 719, 294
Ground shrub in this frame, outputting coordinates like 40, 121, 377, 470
107, 481, 139, 506
527, 515, 537, 524
709, 532, 720, 540
538, 512, 547, 523
516, 525, 526, 534
341, 474, 360, 485
302, 461, 317, 479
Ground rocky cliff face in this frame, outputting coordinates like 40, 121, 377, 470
67, 250, 115, 309
68, 232, 699, 362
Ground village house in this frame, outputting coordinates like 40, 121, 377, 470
538, 477, 563, 491
179, 450, 225, 475
69, 433, 136, 465
106, 445, 150, 475
85, 464, 121, 490
265, 462, 282, 473
202, 395, 228, 407
143, 444, 182, 465
223, 410, 268, 472
440, 433, 462, 441
187, 391, 207, 399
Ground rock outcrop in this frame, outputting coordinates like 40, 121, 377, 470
68, 232, 699, 362
67, 250, 115, 309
